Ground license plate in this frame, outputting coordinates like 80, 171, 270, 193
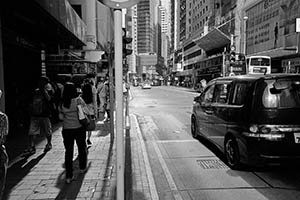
293, 132, 300, 143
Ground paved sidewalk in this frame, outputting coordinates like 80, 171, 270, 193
3, 120, 116, 200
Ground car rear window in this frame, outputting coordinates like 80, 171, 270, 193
263, 79, 300, 108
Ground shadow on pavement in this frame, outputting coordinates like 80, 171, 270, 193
54, 161, 91, 200
125, 129, 132, 200
97, 121, 115, 200
3, 152, 46, 199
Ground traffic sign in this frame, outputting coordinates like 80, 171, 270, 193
98, 0, 140, 8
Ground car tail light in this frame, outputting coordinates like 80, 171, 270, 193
249, 125, 258, 133
260, 127, 271, 134
245, 125, 285, 141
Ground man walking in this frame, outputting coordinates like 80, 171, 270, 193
24, 76, 53, 154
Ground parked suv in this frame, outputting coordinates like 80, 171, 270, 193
191, 74, 300, 169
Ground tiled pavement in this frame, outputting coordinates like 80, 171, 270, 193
3, 120, 117, 200
3, 113, 156, 200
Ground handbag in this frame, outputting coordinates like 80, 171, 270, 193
86, 115, 96, 131
77, 104, 96, 131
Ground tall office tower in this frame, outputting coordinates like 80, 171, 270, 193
179, 0, 186, 42
160, 0, 171, 38
170, 0, 175, 53
160, 6, 168, 33
160, 5, 170, 67
136, 0, 157, 54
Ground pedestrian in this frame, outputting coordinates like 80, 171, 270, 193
58, 82, 88, 184
24, 76, 53, 154
81, 79, 97, 146
0, 89, 9, 199
97, 77, 107, 120
104, 77, 111, 120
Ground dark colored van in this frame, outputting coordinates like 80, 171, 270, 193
191, 74, 300, 169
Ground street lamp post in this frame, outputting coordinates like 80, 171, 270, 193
243, 16, 248, 56
98, 1, 140, 200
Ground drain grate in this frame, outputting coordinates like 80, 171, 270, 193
196, 159, 229, 169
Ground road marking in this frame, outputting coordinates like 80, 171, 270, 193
143, 116, 184, 200
132, 114, 159, 200
152, 141, 184, 200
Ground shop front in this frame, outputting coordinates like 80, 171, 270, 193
0, 1, 86, 134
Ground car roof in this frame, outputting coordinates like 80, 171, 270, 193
211, 73, 300, 83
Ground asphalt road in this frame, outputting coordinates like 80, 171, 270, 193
129, 85, 300, 200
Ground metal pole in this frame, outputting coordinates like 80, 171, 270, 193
114, 9, 124, 200
243, 16, 248, 56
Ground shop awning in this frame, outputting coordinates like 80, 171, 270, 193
193, 28, 231, 51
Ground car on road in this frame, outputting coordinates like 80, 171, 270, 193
141, 81, 152, 89
191, 73, 300, 169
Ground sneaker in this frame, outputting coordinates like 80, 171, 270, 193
65, 177, 74, 184
23, 146, 36, 154
87, 139, 92, 146
44, 143, 52, 152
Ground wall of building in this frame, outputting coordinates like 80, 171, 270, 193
0, 1, 86, 133
244, 0, 300, 55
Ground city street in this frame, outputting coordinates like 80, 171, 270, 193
130, 85, 300, 200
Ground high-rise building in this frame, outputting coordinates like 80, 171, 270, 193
160, 6, 168, 34
137, 0, 155, 53
135, 0, 163, 78
161, 0, 171, 38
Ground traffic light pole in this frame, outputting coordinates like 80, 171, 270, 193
114, 8, 124, 200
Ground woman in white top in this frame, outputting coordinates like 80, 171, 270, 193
59, 82, 88, 183
81, 79, 97, 145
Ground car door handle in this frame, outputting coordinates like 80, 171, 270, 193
205, 110, 213, 115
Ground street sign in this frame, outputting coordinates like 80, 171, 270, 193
98, 0, 140, 8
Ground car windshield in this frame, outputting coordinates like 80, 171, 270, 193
263, 79, 300, 108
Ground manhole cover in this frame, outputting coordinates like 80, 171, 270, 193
197, 159, 229, 169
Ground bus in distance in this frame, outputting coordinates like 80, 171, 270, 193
246, 55, 271, 75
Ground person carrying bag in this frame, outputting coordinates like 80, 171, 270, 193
58, 82, 88, 184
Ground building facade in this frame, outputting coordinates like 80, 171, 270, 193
0, 0, 86, 133
0, 0, 114, 135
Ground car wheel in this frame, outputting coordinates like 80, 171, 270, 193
191, 115, 198, 139
225, 137, 241, 169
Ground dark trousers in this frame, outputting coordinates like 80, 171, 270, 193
0, 145, 8, 199
62, 127, 87, 179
